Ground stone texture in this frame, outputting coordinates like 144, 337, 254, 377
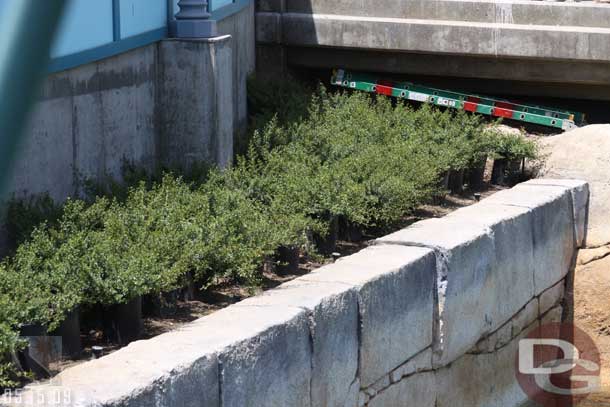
379, 207, 534, 367
511, 299, 539, 338
368, 372, 436, 407
523, 179, 590, 248
446, 203, 537, 329
303, 245, 436, 387
10, 304, 312, 407
436, 322, 538, 407
539, 280, 565, 316
378, 217, 494, 368
218, 308, 312, 407
541, 305, 564, 325
390, 348, 433, 383
578, 245, 610, 266
235, 278, 359, 407
482, 184, 576, 295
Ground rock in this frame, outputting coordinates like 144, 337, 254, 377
303, 245, 437, 388
368, 372, 436, 407
524, 179, 590, 248
390, 348, 433, 383
379, 201, 540, 368
482, 184, 576, 295
235, 277, 360, 407
539, 125, 610, 247
578, 245, 610, 266
436, 322, 537, 407
538, 280, 565, 316
511, 298, 539, 338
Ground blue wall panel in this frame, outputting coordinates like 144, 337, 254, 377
210, 0, 234, 11
120, 0, 168, 38
0, 0, 249, 72
51, 0, 114, 58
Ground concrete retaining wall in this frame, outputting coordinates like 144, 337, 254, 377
3, 2, 255, 204
8, 179, 588, 407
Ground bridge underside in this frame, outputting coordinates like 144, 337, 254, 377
256, 0, 610, 101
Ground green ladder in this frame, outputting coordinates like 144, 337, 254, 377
331, 69, 584, 131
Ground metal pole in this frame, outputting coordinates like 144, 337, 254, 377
175, 0, 217, 38
0, 0, 68, 195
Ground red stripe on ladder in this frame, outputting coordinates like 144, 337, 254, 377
463, 102, 477, 112
376, 80, 394, 96
492, 107, 514, 119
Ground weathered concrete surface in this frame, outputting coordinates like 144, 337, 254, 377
539, 281, 565, 317
377, 204, 538, 368
158, 37, 234, 169
256, 0, 610, 99
219, 309, 312, 407
539, 125, 610, 247
3, 3, 256, 233
218, 1, 257, 140
378, 218, 495, 367
302, 245, 437, 388
367, 372, 436, 407
265, 0, 610, 28
524, 178, 590, 248
260, 12, 610, 63
482, 184, 576, 295
436, 322, 537, 407
9, 305, 311, 407
235, 278, 360, 407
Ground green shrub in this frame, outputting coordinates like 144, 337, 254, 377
0, 82, 541, 387
488, 130, 538, 161
5, 194, 62, 250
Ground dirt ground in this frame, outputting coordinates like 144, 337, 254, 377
572, 253, 610, 406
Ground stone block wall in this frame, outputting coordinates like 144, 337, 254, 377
9, 179, 588, 407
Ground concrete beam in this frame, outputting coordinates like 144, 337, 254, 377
285, 47, 610, 88
283, 0, 610, 29
258, 12, 610, 64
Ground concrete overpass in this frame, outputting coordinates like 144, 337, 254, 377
256, 0, 610, 101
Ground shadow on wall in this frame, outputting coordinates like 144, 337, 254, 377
255, 0, 315, 78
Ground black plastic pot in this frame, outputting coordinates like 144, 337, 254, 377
105, 296, 143, 345
506, 158, 524, 185
313, 216, 339, 256
467, 158, 487, 191
50, 308, 82, 358
17, 323, 51, 379
338, 217, 364, 242
274, 246, 300, 276
491, 158, 508, 185
448, 169, 465, 194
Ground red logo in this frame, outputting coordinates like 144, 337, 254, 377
516, 323, 601, 407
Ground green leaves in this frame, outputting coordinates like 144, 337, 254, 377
0, 83, 540, 387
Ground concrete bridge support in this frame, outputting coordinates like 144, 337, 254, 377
256, 0, 610, 101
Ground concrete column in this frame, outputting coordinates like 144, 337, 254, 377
175, 0, 217, 38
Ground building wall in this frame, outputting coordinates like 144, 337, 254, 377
0, 3, 255, 253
